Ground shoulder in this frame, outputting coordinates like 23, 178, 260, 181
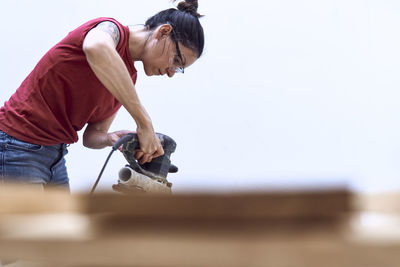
94, 20, 121, 46
85, 18, 127, 47
84, 17, 124, 27
83, 17, 126, 37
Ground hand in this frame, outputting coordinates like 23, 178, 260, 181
107, 130, 134, 151
135, 126, 164, 165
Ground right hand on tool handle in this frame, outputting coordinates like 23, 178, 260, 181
135, 126, 164, 165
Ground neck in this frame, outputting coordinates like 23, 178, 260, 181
128, 25, 150, 61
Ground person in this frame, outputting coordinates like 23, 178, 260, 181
0, 0, 205, 191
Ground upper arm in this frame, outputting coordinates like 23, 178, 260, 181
85, 113, 117, 134
83, 21, 121, 50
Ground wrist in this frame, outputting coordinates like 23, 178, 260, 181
136, 117, 153, 130
126, 103, 153, 130
106, 133, 113, 147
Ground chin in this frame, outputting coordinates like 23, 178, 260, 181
143, 67, 152, 76
142, 65, 153, 76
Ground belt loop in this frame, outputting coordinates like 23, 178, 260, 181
62, 144, 70, 150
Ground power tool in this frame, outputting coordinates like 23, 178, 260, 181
91, 133, 178, 194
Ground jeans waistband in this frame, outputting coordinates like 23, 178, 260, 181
1, 130, 69, 150
53, 143, 70, 150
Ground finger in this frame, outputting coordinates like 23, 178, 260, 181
142, 145, 157, 155
143, 153, 155, 165
139, 157, 146, 165
144, 153, 153, 164
153, 146, 165, 158
135, 151, 144, 160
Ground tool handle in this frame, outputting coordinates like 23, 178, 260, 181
112, 133, 136, 150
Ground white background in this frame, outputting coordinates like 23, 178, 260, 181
1, 0, 399, 194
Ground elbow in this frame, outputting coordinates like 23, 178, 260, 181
82, 136, 91, 149
82, 131, 95, 149
83, 129, 110, 149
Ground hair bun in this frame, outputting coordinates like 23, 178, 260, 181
176, 0, 203, 18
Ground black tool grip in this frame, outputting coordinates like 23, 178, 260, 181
112, 133, 136, 150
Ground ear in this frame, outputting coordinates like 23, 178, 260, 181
155, 24, 173, 40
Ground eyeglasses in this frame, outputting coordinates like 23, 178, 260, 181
170, 26, 185, 74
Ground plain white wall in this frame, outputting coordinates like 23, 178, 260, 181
1, 0, 399, 193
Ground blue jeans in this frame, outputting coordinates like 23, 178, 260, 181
0, 131, 70, 191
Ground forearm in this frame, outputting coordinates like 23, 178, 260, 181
82, 114, 119, 149
83, 129, 111, 149
84, 44, 152, 129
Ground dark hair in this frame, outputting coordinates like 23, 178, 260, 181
145, 0, 204, 58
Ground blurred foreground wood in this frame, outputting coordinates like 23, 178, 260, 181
0, 186, 399, 267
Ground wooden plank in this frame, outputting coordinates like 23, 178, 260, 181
353, 192, 400, 213
86, 189, 351, 219
0, 233, 399, 267
0, 187, 351, 219
0, 186, 81, 214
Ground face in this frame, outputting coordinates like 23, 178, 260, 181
141, 25, 198, 77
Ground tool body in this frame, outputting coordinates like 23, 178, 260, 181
91, 133, 178, 194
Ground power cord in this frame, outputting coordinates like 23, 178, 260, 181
90, 133, 134, 195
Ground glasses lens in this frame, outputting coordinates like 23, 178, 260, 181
175, 67, 184, 74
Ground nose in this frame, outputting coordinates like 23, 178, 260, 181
167, 68, 176, 78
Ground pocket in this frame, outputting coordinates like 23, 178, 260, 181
6, 137, 43, 152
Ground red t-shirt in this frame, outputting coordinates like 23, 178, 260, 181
0, 18, 137, 146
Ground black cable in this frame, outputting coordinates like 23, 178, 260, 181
90, 149, 115, 195
90, 133, 135, 195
